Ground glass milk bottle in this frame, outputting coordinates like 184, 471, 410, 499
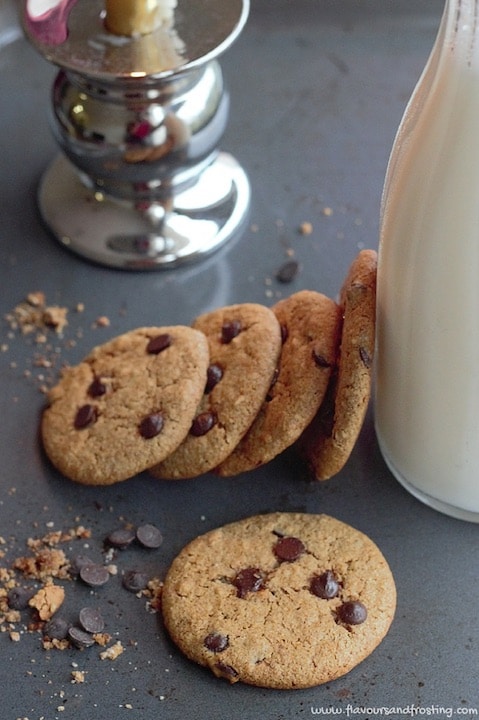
375, 0, 479, 521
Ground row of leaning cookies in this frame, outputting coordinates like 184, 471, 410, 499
40, 249, 377, 486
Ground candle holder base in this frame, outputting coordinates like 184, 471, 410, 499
23, 0, 250, 270
39, 152, 250, 269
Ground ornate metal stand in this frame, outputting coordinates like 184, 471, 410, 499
23, 0, 250, 269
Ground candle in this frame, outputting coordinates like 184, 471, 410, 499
105, 0, 177, 37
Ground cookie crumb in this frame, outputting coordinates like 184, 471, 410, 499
100, 640, 124, 660
71, 670, 86, 683
29, 582, 65, 620
298, 221, 313, 235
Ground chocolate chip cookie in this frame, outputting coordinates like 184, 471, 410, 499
41, 326, 209, 485
161, 512, 396, 689
298, 249, 377, 480
216, 291, 341, 476
151, 304, 282, 479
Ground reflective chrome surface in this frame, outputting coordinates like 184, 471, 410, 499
22, 0, 250, 268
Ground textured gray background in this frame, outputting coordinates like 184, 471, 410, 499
2, 1, 477, 719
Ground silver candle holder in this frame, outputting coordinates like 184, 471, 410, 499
22, 0, 250, 269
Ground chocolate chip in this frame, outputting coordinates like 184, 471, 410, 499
122, 569, 150, 593
273, 535, 305, 562
338, 600, 367, 625
233, 567, 265, 598
310, 570, 340, 599
205, 364, 223, 394
79, 607, 105, 634
359, 347, 372, 369
136, 523, 163, 549
214, 662, 239, 681
190, 411, 216, 437
146, 333, 172, 354
79, 563, 110, 587
7, 586, 35, 610
221, 320, 242, 344
74, 404, 97, 429
69, 554, 96, 577
88, 376, 108, 397
275, 259, 299, 283
313, 350, 332, 368
43, 616, 70, 640
68, 626, 96, 649
204, 632, 229, 653
106, 527, 136, 549
139, 412, 164, 439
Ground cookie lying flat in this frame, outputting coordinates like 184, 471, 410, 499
216, 291, 341, 476
161, 512, 396, 689
41, 326, 209, 485
151, 304, 282, 479
298, 249, 377, 480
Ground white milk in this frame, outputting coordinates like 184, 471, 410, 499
375, 0, 479, 520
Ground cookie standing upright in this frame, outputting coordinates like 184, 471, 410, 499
298, 249, 377, 480
151, 303, 282, 479
216, 291, 341, 476
161, 512, 396, 689
41, 326, 209, 485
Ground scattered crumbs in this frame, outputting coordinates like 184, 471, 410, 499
92, 316, 110, 329
250, 223, 259, 233
298, 221, 313, 235
9, 630, 21, 642
100, 640, 124, 661
322, 206, 333, 216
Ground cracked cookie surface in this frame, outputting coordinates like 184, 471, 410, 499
216, 291, 341, 476
150, 304, 282, 479
41, 326, 209, 485
298, 249, 377, 480
161, 512, 396, 689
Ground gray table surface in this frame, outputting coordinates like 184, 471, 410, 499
2, 1, 478, 719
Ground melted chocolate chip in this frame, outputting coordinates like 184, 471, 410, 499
273, 536, 305, 562
136, 523, 163, 548
106, 527, 136, 549
79, 563, 110, 588
338, 600, 367, 625
275, 259, 299, 283
139, 412, 164, 439
43, 616, 70, 640
310, 570, 340, 599
221, 320, 242, 344
205, 364, 224, 394
122, 569, 149, 593
312, 350, 332, 368
233, 567, 265, 598
74, 404, 97, 429
79, 607, 105, 634
69, 554, 95, 577
146, 333, 172, 354
359, 346, 372, 369
215, 662, 239, 681
88, 376, 108, 397
190, 411, 216, 437
68, 626, 96, 649
7, 587, 35, 610
204, 632, 229, 653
